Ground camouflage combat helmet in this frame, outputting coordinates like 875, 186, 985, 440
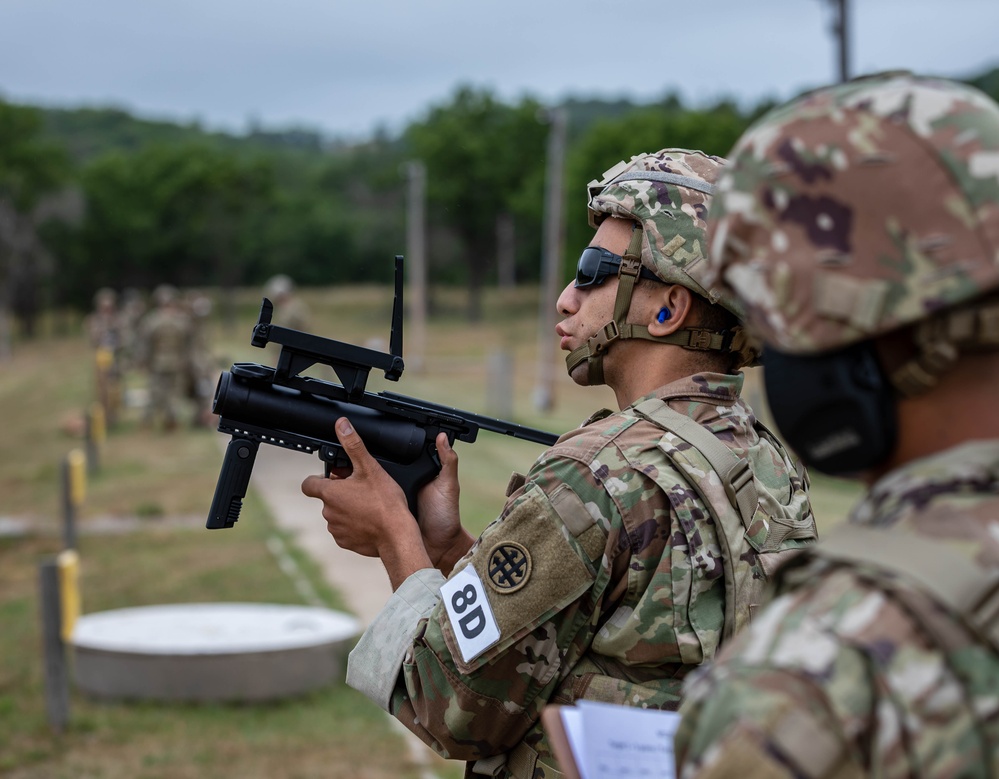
589, 149, 731, 302
699, 71, 999, 395
93, 287, 117, 309
567, 149, 755, 384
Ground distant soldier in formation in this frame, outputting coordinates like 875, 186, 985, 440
85, 287, 122, 352
137, 284, 192, 432
83, 287, 124, 425
117, 287, 148, 372
265, 274, 311, 331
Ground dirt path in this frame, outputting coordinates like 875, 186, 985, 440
251, 444, 393, 626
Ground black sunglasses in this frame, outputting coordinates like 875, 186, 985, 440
574, 246, 661, 289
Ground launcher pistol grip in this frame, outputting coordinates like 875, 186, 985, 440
206, 437, 259, 529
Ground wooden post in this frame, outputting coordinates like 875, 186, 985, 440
0, 303, 10, 362
405, 160, 428, 373
85, 403, 106, 475
487, 349, 514, 420
533, 107, 568, 413
497, 212, 516, 289
39, 559, 71, 733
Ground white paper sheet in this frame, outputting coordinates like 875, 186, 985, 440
560, 700, 681, 779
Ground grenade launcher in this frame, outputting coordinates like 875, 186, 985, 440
206, 256, 559, 529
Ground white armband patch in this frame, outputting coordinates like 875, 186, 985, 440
440, 565, 500, 663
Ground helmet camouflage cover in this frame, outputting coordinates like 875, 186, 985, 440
153, 284, 178, 306
265, 274, 294, 299
93, 287, 117, 308
587, 148, 740, 315
696, 71, 999, 355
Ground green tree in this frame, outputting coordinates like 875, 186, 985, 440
221, 134, 410, 292
405, 86, 549, 320
563, 102, 753, 278
70, 144, 274, 302
0, 100, 72, 342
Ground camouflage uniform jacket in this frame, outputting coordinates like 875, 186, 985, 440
347, 372, 813, 778
138, 308, 192, 373
675, 440, 999, 779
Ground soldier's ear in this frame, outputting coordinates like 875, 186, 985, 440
648, 286, 693, 336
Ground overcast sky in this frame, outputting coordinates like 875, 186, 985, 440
2, 0, 998, 140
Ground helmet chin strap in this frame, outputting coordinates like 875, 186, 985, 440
565, 227, 738, 384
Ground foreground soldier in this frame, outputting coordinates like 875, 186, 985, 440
303, 149, 816, 778
675, 72, 999, 776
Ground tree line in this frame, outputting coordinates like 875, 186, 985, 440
3, 66, 998, 336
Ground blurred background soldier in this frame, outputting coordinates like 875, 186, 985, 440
83, 286, 123, 426
264, 273, 310, 331
117, 287, 148, 372
137, 284, 192, 432
184, 291, 218, 428
675, 72, 999, 777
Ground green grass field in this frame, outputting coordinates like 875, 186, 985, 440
0, 284, 861, 777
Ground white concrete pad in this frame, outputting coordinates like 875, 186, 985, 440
71, 602, 360, 702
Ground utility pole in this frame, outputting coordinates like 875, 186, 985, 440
497, 213, 516, 289
533, 106, 568, 413
405, 160, 427, 373
825, 0, 850, 82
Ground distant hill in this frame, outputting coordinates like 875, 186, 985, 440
28, 93, 739, 166
20, 62, 999, 166
35, 105, 333, 164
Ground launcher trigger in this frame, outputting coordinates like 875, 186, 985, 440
320, 444, 352, 477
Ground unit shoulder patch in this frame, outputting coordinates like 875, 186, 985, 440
486, 542, 532, 593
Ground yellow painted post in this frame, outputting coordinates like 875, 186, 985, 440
57, 550, 81, 642
89, 402, 106, 447
94, 346, 114, 372
62, 449, 87, 549
94, 346, 115, 425
67, 449, 86, 507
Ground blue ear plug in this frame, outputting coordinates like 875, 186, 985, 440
657, 307, 671, 323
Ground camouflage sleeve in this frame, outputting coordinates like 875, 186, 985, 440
384, 452, 617, 762
674, 567, 971, 778
674, 585, 869, 778
345, 568, 446, 710
675, 659, 860, 779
